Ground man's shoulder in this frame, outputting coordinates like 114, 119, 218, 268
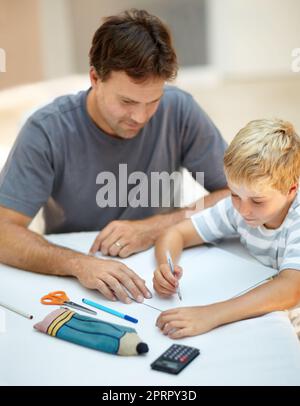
17, 89, 89, 148
162, 84, 193, 104
160, 85, 204, 120
29, 89, 87, 125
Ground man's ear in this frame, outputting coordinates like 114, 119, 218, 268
89, 66, 100, 88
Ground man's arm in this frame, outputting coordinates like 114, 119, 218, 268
0, 206, 151, 303
156, 269, 300, 339
202, 187, 230, 209
89, 187, 230, 258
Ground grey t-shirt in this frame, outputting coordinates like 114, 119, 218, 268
0, 85, 227, 234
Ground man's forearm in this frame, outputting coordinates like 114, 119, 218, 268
0, 222, 85, 277
88, 187, 229, 257
203, 187, 230, 209
212, 271, 300, 328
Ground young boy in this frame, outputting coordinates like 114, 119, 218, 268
153, 119, 300, 339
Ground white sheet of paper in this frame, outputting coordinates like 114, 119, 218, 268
177, 245, 277, 306
108, 245, 278, 314
0, 231, 298, 385
0, 308, 6, 333
48, 232, 277, 312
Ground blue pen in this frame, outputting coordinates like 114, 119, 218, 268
82, 298, 138, 324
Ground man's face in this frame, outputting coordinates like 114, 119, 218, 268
228, 180, 297, 229
90, 69, 165, 139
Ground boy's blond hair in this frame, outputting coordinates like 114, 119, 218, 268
224, 119, 300, 194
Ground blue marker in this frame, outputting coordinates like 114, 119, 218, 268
82, 298, 138, 324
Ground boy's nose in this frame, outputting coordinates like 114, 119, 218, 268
238, 201, 252, 217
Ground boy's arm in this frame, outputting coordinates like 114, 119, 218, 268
156, 268, 300, 338
214, 268, 300, 324
155, 219, 204, 265
154, 197, 236, 296
153, 219, 204, 296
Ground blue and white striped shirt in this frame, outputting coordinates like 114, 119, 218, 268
191, 193, 300, 272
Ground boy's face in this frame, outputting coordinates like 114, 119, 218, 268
228, 180, 298, 229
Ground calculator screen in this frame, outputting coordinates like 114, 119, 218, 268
161, 360, 178, 370
151, 344, 200, 374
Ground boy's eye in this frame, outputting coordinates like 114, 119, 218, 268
231, 194, 240, 199
252, 200, 263, 205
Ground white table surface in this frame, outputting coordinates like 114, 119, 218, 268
0, 232, 300, 386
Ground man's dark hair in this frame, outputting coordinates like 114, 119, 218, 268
89, 9, 178, 82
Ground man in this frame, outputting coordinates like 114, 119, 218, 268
0, 9, 228, 304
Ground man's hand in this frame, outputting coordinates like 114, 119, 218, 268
89, 189, 230, 259
73, 255, 152, 303
153, 264, 183, 296
156, 305, 220, 339
89, 219, 159, 258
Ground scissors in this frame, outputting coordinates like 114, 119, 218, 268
40, 291, 97, 315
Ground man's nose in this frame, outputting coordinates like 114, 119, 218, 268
131, 105, 147, 124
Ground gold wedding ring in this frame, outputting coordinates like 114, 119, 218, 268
114, 241, 122, 248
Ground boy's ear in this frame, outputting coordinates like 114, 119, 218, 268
288, 183, 298, 195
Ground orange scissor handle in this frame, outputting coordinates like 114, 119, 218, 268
40, 290, 70, 305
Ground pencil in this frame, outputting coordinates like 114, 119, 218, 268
166, 250, 182, 300
0, 301, 33, 319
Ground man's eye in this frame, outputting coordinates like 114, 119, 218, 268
252, 200, 263, 205
231, 194, 240, 199
121, 99, 135, 105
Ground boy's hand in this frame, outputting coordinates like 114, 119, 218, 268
153, 263, 183, 296
156, 305, 219, 339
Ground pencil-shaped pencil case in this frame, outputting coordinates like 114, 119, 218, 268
34, 308, 149, 356
289, 307, 300, 339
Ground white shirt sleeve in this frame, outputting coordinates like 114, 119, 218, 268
280, 221, 300, 272
191, 196, 238, 243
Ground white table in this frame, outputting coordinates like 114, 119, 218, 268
0, 232, 300, 386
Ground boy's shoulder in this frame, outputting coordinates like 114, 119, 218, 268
287, 191, 300, 225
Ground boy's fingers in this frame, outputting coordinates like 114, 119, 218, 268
153, 269, 177, 291
153, 276, 176, 297
174, 265, 183, 279
160, 264, 178, 286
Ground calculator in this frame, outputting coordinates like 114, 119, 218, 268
150, 344, 200, 375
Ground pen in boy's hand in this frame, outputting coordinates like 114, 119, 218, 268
166, 250, 182, 301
